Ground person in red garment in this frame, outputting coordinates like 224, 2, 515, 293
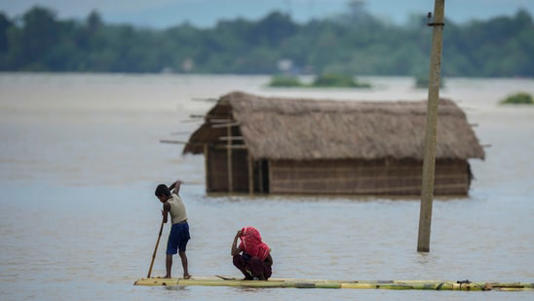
231, 227, 273, 280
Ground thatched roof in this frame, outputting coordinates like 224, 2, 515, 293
184, 91, 485, 160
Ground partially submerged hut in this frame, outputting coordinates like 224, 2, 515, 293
184, 91, 485, 196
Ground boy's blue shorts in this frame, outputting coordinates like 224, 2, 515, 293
166, 221, 190, 255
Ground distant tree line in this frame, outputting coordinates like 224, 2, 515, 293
0, 6, 533, 76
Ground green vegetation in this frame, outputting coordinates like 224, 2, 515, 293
312, 73, 371, 88
500, 92, 534, 104
268, 73, 371, 88
268, 75, 304, 87
1, 6, 534, 77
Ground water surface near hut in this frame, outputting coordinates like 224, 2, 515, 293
0, 74, 533, 300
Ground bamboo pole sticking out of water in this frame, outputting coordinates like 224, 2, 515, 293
160, 140, 188, 144
418, 0, 445, 253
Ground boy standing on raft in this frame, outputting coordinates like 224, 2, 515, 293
155, 181, 191, 279
231, 227, 273, 280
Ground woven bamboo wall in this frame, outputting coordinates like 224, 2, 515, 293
206, 147, 250, 192
269, 159, 470, 196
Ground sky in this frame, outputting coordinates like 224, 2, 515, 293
1, 0, 533, 28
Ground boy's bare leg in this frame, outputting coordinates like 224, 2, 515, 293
164, 254, 172, 278
179, 251, 191, 279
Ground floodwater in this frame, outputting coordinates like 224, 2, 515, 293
0, 73, 533, 300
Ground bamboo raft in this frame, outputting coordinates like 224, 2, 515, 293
134, 276, 534, 291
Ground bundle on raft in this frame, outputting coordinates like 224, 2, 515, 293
134, 277, 534, 291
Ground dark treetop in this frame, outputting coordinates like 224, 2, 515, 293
1, 6, 533, 77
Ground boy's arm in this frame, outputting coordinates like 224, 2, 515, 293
168, 180, 182, 194
162, 202, 170, 223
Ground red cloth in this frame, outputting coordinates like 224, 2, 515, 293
238, 227, 270, 261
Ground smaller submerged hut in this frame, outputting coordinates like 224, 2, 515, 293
184, 91, 485, 196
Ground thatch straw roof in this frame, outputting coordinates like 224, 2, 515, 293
184, 91, 485, 160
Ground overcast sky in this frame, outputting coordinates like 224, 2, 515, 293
1, 0, 533, 28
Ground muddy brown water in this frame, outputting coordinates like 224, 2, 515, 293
1, 73, 533, 300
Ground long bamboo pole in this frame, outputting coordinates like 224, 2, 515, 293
417, 0, 445, 252
135, 277, 534, 291
146, 218, 165, 278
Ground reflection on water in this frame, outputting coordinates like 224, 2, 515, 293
0, 74, 533, 300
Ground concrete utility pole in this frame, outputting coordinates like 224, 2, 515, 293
417, 0, 445, 253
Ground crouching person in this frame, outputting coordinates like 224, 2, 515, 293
231, 227, 272, 280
